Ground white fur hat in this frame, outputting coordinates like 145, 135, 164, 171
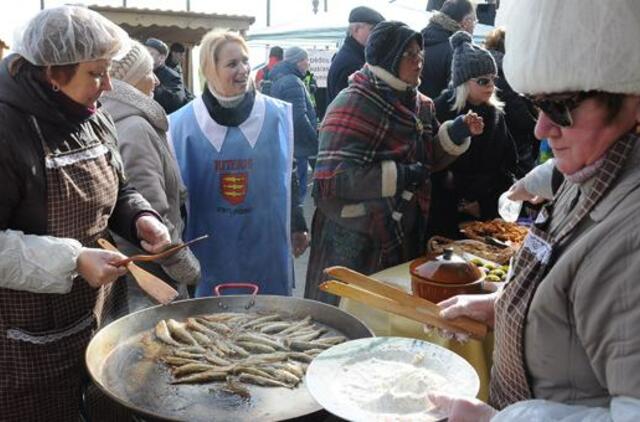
501, 0, 640, 95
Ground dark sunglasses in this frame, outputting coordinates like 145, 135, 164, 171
471, 76, 496, 87
526, 92, 594, 127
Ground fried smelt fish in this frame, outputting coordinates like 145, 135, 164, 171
204, 352, 232, 366
287, 340, 332, 352
287, 352, 315, 363
173, 363, 218, 377
239, 373, 292, 388
236, 333, 286, 351
172, 369, 228, 384
162, 356, 202, 366
241, 314, 281, 329
277, 316, 312, 336
155, 320, 181, 346
167, 319, 198, 345
236, 341, 276, 354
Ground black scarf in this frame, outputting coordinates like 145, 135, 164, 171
202, 85, 255, 127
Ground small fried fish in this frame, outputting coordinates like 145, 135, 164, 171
155, 320, 181, 347
167, 319, 198, 346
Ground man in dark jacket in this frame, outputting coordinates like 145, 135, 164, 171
326, 6, 384, 104
270, 46, 319, 203
145, 38, 192, 114
419, 0, 476, 98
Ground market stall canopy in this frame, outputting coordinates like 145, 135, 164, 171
88, 5, 255, 45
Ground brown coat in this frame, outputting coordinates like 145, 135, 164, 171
524, 140, 640, 407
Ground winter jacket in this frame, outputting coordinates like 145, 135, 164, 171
494, 137, 640, 420
101, 80, 201, 287
490, 49, 539, 176
0, 55, 155, 292
419, 13, 461, 98
430, 90, 518, 236
154, 64, 191, 114
327, 36, 366, 104
270, 61, 318, 158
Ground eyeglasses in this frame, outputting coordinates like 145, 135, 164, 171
526, 92, 594, 127
401, 50, 424, 62
471, 76, 496, 87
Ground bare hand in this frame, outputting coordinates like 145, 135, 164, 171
438, 293, 498, 328
136, 214, 171, 253
507, 179, 546, 204
77, 248, 128, 288
428, 393, 497, 422
292, 231, 310, 258
463, 111, 484, 136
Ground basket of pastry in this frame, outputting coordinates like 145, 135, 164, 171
427, 236, 515, 265
459, 219, 529, 248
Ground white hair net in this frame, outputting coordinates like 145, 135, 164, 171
13, 6, 130, 66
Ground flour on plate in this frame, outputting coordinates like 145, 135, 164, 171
339, 356, 447, 416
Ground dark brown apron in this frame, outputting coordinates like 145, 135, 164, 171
0, 116, 120, 421
489, 135, 635, 409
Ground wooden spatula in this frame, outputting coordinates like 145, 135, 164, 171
97, 238, 179, 305
113, 234, 208, 267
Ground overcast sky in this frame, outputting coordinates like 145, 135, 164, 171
0, 0, 430, 46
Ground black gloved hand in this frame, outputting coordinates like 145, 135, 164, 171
401, 162, 429, 189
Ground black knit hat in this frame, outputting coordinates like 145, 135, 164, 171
144, 38, 168, 56
365, 21, 422, 77
440, 0, 474, 22
349, 6, 385, 25
450, 31, 497, 87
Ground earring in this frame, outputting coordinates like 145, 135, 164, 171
51, 82, 60, 92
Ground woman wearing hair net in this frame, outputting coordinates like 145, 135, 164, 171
0, 6, 171, 419
428, 0, 640, 420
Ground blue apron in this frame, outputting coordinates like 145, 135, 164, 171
170, 94, 294, 296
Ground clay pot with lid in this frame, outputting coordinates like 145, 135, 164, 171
410, 248, 485, 303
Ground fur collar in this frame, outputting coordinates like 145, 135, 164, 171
102, 79, 168, 131
429, 12, 463, 34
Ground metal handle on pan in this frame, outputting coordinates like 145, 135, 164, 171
213, 283, 259, 310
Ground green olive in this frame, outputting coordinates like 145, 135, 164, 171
486, 274, 502, 282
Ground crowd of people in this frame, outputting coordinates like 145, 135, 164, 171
1, 0, 639, 420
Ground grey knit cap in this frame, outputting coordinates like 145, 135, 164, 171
284, 46, 308, 64
450, 31, 497, 88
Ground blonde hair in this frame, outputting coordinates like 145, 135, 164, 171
199, 31, 249, 89
451, 81, 504, 113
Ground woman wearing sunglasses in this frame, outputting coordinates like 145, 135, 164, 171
429, 0, 640, 420
429, 30, 518, 239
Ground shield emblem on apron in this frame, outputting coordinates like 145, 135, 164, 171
220, 173, 248, 205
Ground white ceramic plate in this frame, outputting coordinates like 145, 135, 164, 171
306, 337, 480, 422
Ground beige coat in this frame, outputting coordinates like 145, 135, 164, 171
520, 140, 640, 413
102, 80, 200, 293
